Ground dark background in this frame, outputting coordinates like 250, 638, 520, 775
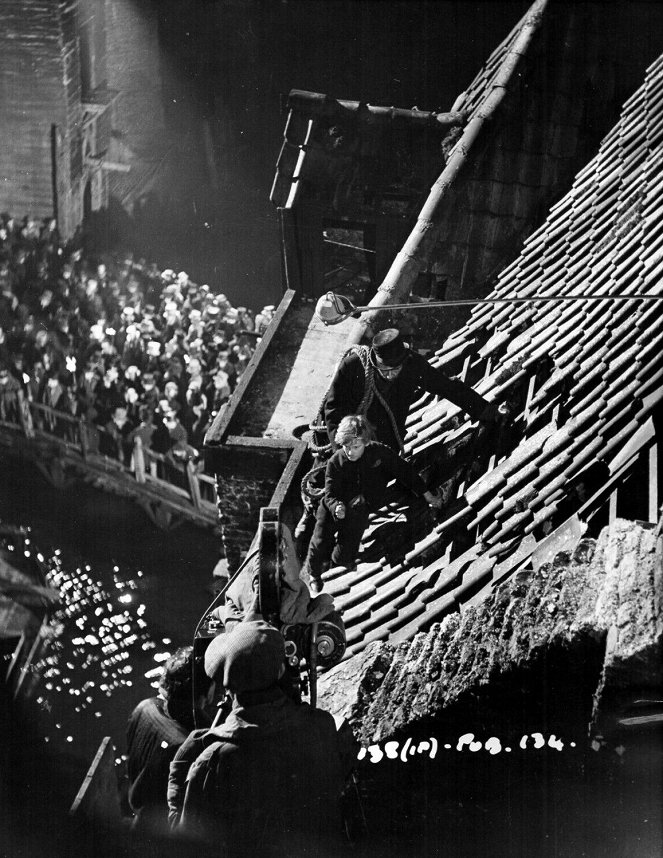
129, 0, 532, 310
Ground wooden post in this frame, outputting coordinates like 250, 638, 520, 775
79, 418, 89, 459
133, 437, 146, 484
69, 736, 122, 825
649, 440, 658, 524
278, 207, 303, 293
18, 390, 35, 439
187, 460, 202, 509
609, 488, 618, 522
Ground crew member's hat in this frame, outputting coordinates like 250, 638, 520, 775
204, 621, 285, 693
371, 328, 408, 367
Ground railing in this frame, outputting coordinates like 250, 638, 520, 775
0, 390, 219, 526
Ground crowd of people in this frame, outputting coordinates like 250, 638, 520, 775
0, 213, 277, 463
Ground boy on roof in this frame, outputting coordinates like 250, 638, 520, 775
301, 414, 440, 592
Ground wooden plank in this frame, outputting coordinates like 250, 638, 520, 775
649, 441, 658, 524
187, 461, 202, 510
69, 736, 122, 824
204, 289, 298, 451
278, 207, 302, 292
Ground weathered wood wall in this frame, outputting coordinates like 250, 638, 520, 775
0, 2, 73, 224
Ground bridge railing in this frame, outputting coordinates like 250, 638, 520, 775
0, 390, 218, 524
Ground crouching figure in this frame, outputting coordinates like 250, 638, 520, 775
302, 415, 440, 592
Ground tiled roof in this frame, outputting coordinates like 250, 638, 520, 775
318, 517, 662, 743
447, 1, 544, 124
322, 53, 663, 659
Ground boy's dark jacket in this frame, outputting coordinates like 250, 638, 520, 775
325, 441, 426, 513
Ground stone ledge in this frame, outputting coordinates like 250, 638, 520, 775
318, 517, 662, 744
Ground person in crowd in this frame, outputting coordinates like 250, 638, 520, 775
123, 384, 141, 425
184, 387, 210, 449
175, 620, 354, 856
101, 403, 134, 464
254, 304, 275, 335
302, 414, 440, 591
140, 370, 162, 411
208, 368, 231, 413
126, 646, 215, 834
130, 404, 156, 451
151, 402, 175, 455
0, 363, 21, 422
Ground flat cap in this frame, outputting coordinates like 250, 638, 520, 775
204, 621, 285, 693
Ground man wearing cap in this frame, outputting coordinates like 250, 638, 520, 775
177, 621, 353, 856
126, 646, 214, 834
325, 327, 502, 454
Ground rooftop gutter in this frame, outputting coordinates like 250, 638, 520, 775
344, 0, 549, 346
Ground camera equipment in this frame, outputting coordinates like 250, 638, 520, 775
193, 506, 346, 716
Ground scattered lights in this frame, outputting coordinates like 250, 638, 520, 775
144, 667, 162, 679
119, 594, 132, 604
